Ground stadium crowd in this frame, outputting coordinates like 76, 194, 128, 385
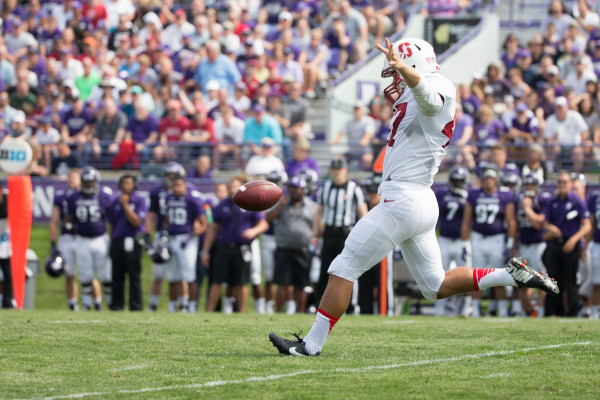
0, 0, 599, 318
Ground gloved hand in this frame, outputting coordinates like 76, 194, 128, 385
180, 235, 191, 249
50, 242, 61, 258
460, 240, 470, 264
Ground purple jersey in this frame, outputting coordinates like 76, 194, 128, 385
53, 188, 77, 235
66, 187, 114, 237
510, 114, 539, 142
516, 192, 552, 244
475, 119, 505, 147
107, 192, 148, 239
436, 188, 467, 239
148, 185, 169, 230
286, 158, 320, 180
61, 107, 94, 137
587, 191, 600, 243
545, 192, 590, 239
212, 197, 264, 245
468, 187, 514, 235
164, 189, 204, 235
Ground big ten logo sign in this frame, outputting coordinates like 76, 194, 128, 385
0, 149, 28, 162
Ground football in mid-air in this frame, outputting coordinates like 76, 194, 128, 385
233, 180, 283, 212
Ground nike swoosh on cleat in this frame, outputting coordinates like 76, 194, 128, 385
384, 199, 394, 203
289, 347, 306, 356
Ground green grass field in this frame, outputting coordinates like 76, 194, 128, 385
0, 313, 599, 399
2, 226, 599, 399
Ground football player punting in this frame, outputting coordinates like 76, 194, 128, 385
461, 166, 518, 317
269, 38, 558, 357
66, 167, 114, 310
162, 176, 207, 313
435, 166, 470, 316
145, 162, 186, 311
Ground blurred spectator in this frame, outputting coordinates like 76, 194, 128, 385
521, 143, 548, 184
283, 82, 311, 140
277, 46, 304, 85
302, 28, 329, 98
329, 100, 375, 170
501, 34, 522, 74
266, 91, 291, 135
115, 101, 160, 168
9, 81, 37, 115
575, 0, 599, 35
163, 9, 195, 52
28, 140, 50, 177
324, 16, 351, 74
157, 99, 191, 160
208, 88, 245, 121
486, 63, 512, 102
10, 110, 32, 140
503, 102, 540, 146
543, 96, 589, 172
5, 18, 37, 56
57, 47, 84, 80
104, 0, 136, 30
194, 39, 242, 96
187, 154, 212, 179
244, 102, 283, 155
458, 82, 481, 118
108, 14, 138, 51
447, 102, 476, 169
93, 98, 127, 159
565, 56, 597, 95
577, 93, 600, 143
191, 15, 210, 50
83, 0, 108, 30
321, 0, 368, 63
474, 104, 505, 149
232, 82, 251, 113
51, 140, 82, 178
35, 113, 61, 166
60, 96, 93, 145
245, 137, 286, 178
0, 46, 16, 88
131, 54, 160, 91
213, 106, 245, 170
285, 138, 319, 178
75, 57, 101, 102
540, 0, 574, 39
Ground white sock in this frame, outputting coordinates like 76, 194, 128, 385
168, 301, 177, 313
471, 299, 481, 317
82, 294, 92, 310
285, 300, 296, 315
0, 294, 3, 307
265, 300, 275, 315
224, 297, 234, 314
68, 298, 79, 311
149, 294, 160, 307
474, 268, 517, 291
511, 300, 522, 316
592, 305, 599, 319
461, 296, 472, 316
255, 297, 266, 315
303, 308, 339, 355
189, 301, 198, 313
498, 300, 508, 317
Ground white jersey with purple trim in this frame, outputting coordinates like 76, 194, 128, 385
380, 73, 456, 191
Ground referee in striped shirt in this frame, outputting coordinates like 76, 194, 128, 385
311, 158, 368, 303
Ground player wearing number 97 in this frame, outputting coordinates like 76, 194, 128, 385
270, 38, 558, 357
461, 167, 517, 317
163, 176, 207, 313
66, 166, 114, 311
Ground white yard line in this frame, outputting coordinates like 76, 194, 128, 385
32, 341, 591, 400
108, 365, 148, 372
383, 320, 416, 324
48, 321, 103, 324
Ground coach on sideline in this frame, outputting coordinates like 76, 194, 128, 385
107, 174, 148, 311
543, 170, 591, 317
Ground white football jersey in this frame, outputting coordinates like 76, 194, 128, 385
379, 73, 456, 190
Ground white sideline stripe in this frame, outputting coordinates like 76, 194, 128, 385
481, 373, 511, 378
33, 342, 591, 400
383, 320, 416, 324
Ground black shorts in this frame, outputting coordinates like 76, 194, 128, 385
274, 247, 311, 287
212, 244, 251, 285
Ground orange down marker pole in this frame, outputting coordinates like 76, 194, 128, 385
8, 175, 32, 309
379, 256, 387, 315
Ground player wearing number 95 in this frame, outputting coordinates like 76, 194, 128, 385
162, 176, 208, 313
66, 166, 114, 311
269, 38, 559, 357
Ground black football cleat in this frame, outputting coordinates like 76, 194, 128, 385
269, 332, 320, 356
506, 257, 559, 295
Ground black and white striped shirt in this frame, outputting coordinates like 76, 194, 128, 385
317, 180, 365, 228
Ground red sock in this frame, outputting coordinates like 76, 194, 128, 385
303, 308, 340, 354
473, 268, 516, 291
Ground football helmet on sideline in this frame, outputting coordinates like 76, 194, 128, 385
45, 254, 66, 277
148, 232, 171, 264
